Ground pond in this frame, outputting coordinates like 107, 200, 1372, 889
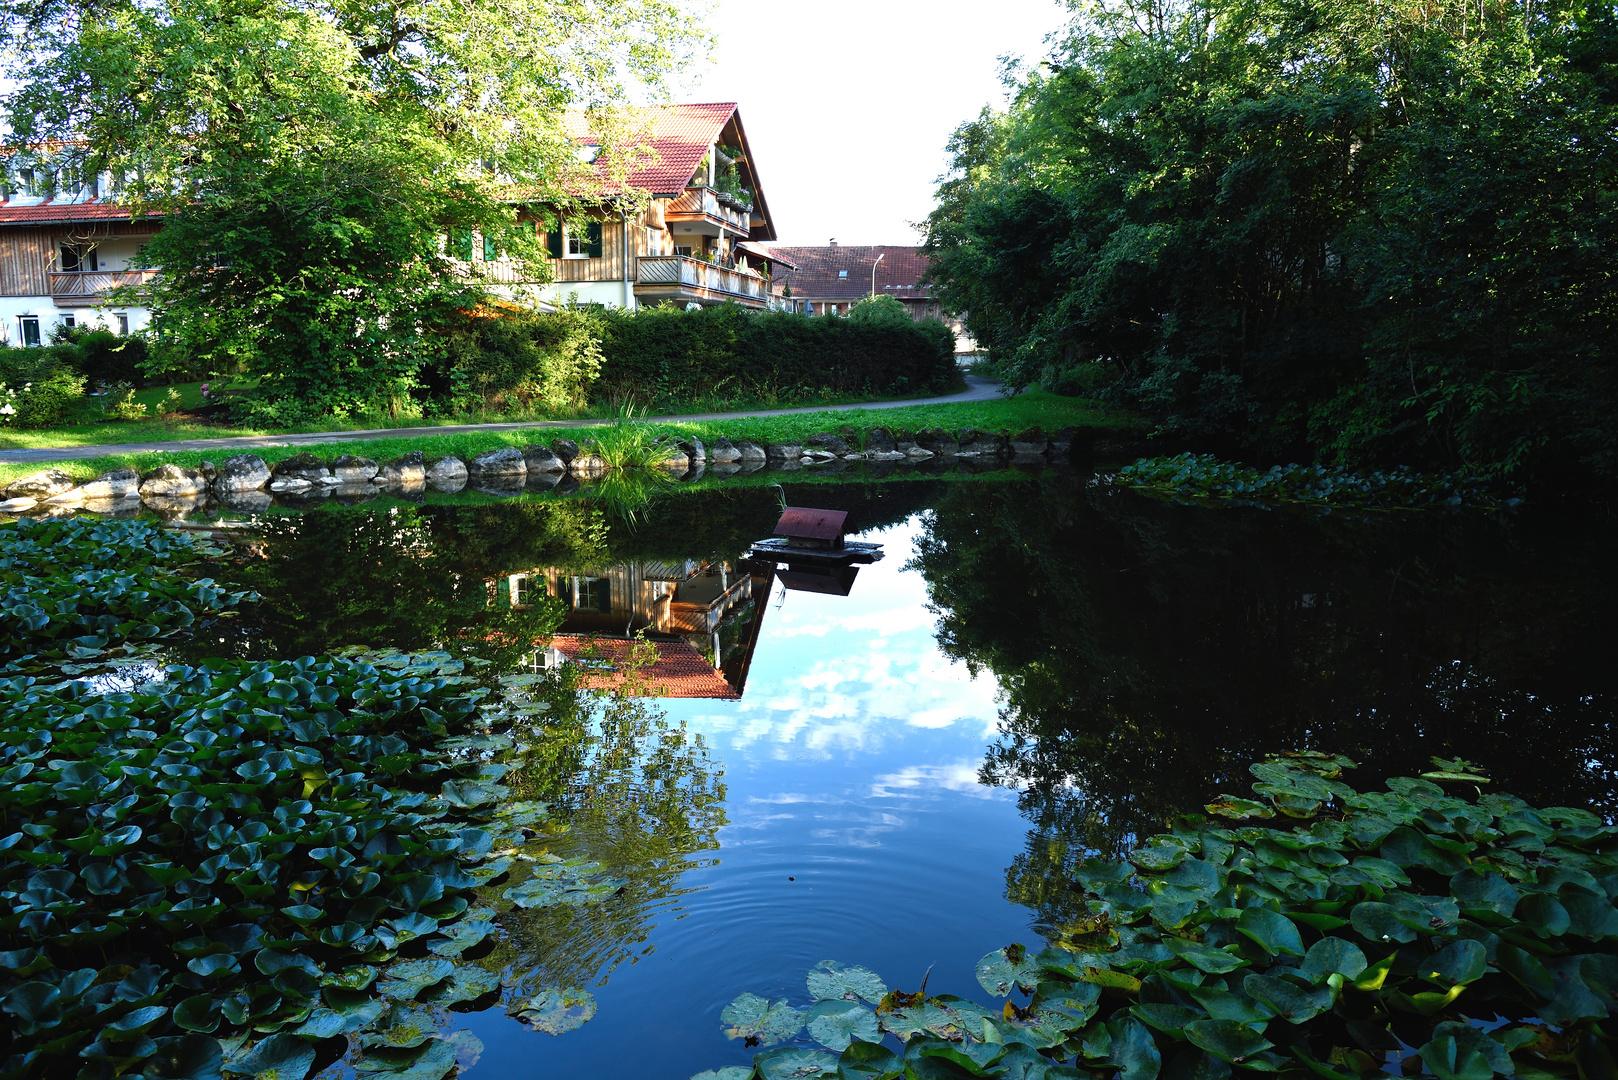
89, 472, 1618, 1077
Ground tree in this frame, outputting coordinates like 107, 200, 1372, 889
923, 0, 1618, 484
0, 0, 706, 417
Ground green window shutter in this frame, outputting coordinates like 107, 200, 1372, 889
586, 222, 603, 258
547, 227, 563, 258
483, 233, 499, 261
597, 578, 611, 613
450, 230, 474, 260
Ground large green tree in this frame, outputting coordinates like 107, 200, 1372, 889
925, 0, 1618, 485
0, 0, 705, 417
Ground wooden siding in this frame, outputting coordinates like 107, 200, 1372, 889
477, 211, 645, 285
0, 229, 53, 295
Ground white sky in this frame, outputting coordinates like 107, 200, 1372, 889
676, 0, 1070, 247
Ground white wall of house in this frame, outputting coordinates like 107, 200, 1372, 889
534, 280, 638, 311
0, 298, 152, 347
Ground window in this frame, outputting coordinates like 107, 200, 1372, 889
837, 270, 847, 278
674, 245, 693, 257
115, 313, 129, 335
19, 317, 40, 347
61, 245, 97, 272
511, 574, 533, 607
572, 576, 611, 613
449, 230, 476, 260
60, 314, 75, 329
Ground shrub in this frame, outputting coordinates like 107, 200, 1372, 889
50, 326, 151, 387
0, 348, 87, 427
429, 306, 605, 414
700, 753, 1618, 1080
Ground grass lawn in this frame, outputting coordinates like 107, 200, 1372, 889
0, 382, 960, 452
0, 390, 1145, 489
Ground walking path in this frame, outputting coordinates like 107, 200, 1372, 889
0, 378, 1006, 465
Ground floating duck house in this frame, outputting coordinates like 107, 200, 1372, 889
748, 508, 884, 592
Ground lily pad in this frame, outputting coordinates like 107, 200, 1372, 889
806, 960, 887, 1004
804, 999, 880, 1051
354, 1038, 458, 1080
753, 1046, 839, 1080
721, 992, 804, 1045
976, 943, 1041, 996
514, 988, 597, 1035
233, 1033, 315, 1080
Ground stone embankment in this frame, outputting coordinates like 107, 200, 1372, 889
0, 425, 1092, 518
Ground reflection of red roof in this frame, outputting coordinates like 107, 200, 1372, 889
566, 103, 738, 197
550, 635, 738, 700
776, 507, 847, 541
0, 199, 146, 225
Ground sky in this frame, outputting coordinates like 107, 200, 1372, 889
676, 0, 1071, 247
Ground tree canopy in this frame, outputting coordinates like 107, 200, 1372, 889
924, 0, 1618, 485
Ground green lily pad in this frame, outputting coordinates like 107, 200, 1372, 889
515, 988, 597, 1035
976, 943, 1041, 996
691, 1069, 755, 1080
1235, 908, 1304, 957
378, 960, 454, 1000
1184, 1019, 1274, 1063
721, 992, 804, 1045
1299, 938, 1367, 983
354, 1038, 458, 1079
360, 1006, 438, 1049
804, 999, 880, 1051
753, 1046, 839, 1080
806, 960, 888, 1004
233, 1033, 315, 1080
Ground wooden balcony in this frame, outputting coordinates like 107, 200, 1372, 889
636, 255, 778, 308
665, 187, 751, 235
49, 269, 159, 307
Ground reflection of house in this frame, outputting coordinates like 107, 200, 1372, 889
500, 557, 774, 699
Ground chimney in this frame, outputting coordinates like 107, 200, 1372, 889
829, 238, 837, 249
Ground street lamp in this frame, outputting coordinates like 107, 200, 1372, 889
870, 252, 885, 298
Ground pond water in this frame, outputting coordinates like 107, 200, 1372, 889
197, 471, 1618, 1078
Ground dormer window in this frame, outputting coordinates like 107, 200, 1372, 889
575, 143, 601, 164
837, 270, 847, 278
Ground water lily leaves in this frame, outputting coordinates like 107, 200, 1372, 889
1349, 902, 1418, 944
804, 999, 880, 1051
722, 992, 805, 1045
1184, 1020, 1274, 1064
1242, 974, 1332, 1023
377, 959, 454, 1000
833, 1039, 902, 1079
3, 981, 63, 1034
1108, 1016, 1163, 1080
1206, 797, 1274, 821
233, 1033, 315, 1080
1449, 871, 1519, 920
1165, 939, 1249, 974
977, 944, 1042, 997
143, 1033, 224, 1080
423, 965, 500, 1006
514, 988, 597, 1035
691, 1069, 755, 1080
361, 1006, 438, 1049
1235, 908, 1304, 956
753, 1046, 840, 1080
1417, 1032, 1495, 1080
1299, 938, 1367, 983
1420, 940, 1488, 987
354, 1037, 458, 1080
375, 913, 437, 949
807, 960, 888, 1004
321, 965, 379, 991
290, 1008, 347, 1040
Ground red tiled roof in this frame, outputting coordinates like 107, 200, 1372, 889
764, 245, 934, 302
0, 199, 146, 225
566, 102, 738, 197
737, 241, 794, 269
550, 634, 738, 699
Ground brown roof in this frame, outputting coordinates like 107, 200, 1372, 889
0, 199, 146, 225
567, 102, 738, 197
550, 634, 738, 699
763, 245, 934, 302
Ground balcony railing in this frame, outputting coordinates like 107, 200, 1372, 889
637, 255, 772, 303
49, 269, 160, 307
666, 187, 750, 232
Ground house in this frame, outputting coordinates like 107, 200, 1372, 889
499, 556, 772, 699
0, 160, 161, 343
0, 101, 788, 345
470, 102, 792, 311
761, 241, 978, 352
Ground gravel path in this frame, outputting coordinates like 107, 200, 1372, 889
0, 378, 1006, 465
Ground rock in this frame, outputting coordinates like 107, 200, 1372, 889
199, 461, 218, 484
272, 452, 332, 484
915, 429, 959, 457
905, 446, 936, 459
331, 454, 379, 484
426, 456, 468, 493
868, 450, 907, 462
467, 447, 527, 480
865, 427, 897, 453
0, 496, 39, 513
470, 477, 525, 498
80, 497, 141, 519
549, 438, 580, 463
771, 457, 804, 472
957, 429, 1008, 457
766, 443, 804, 463
219, 489, 273, 515
5, 469, 76, 500
80, 468, 141, 500
658, 451, 691, 473
806, 433, 851, 455
734, 440, 767, 463
709, 437, 741, 464
553, 476, 581, 496
522, 444, 565, 473
570, 453, 608, 474
676, 436, 706, 461
381, 451, 427, 488
268, 477, 314, 493
43, 487, 85, 507
525, 471, 562, 494
139, 464, 207, 498
214, 455, 272, 492
1010, 428, 1049, 456
707, 462, 742, 479
683, 460, 706, 482
803, 448, 840, 463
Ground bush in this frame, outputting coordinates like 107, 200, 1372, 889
428, 302, 962, 414
49, 326, 151, 387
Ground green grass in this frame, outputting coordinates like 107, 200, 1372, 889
0, 390, 1142, 488
0, 382, 955, 451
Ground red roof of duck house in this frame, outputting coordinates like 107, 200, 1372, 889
549, 635, 738, 700
775, 508, 847, 542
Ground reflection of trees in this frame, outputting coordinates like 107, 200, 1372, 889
493, 674, 728, 993
910, 477, 1618, 931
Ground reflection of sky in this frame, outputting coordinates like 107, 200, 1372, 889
466, 518, 1038, 1080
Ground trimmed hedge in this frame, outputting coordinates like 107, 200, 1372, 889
427, 301, 963, 413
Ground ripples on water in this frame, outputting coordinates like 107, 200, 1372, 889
203, 474, 1617, 1078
